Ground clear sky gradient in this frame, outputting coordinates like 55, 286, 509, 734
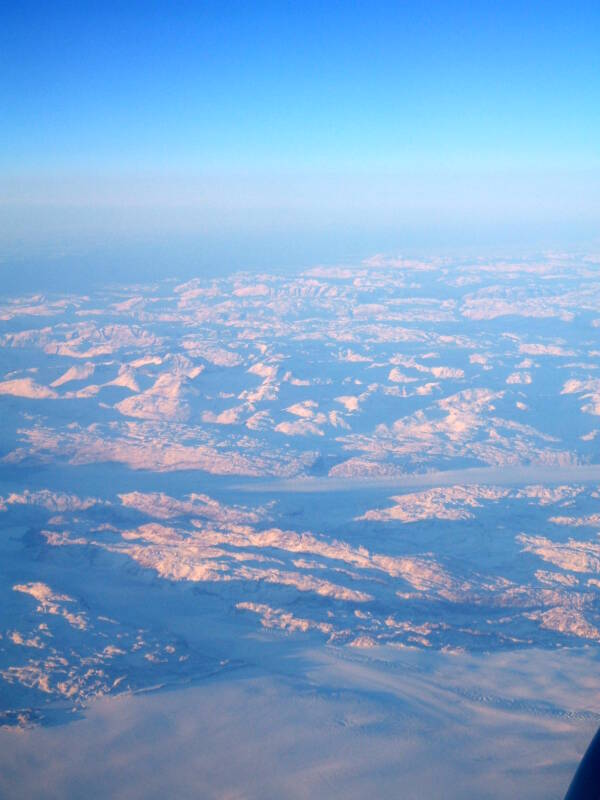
1, 1, 599, 270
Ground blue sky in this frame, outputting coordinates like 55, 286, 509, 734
1, 1, 599, 265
